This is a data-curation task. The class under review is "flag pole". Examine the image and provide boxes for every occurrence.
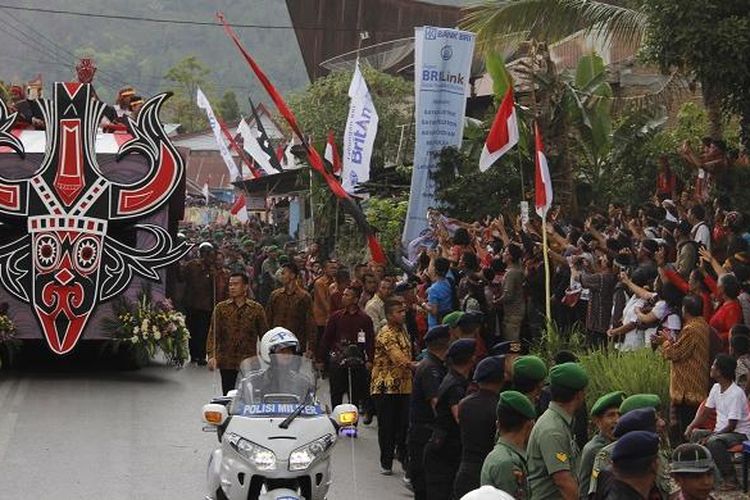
[541,210,551,323]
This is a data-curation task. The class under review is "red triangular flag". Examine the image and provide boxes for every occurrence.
[230,193,249,222]
[479,87,519,172]
[324,130,342,176]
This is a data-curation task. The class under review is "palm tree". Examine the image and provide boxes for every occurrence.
[462,0,647,53]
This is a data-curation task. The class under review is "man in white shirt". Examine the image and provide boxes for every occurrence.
[688,205,711,251]
[685,354,750,491]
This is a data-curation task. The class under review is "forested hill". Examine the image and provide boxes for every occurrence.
[0,0,308,101]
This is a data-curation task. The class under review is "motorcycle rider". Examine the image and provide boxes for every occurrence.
[240,328,314,407]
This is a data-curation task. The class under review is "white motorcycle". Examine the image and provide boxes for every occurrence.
[202,354,358,500]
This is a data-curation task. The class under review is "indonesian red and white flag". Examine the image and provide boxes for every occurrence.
[534,123,553,218]
[479,87,519,172]
[230,193,249,223]
[324,130,342,176]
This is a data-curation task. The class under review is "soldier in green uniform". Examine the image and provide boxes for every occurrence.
[526,362,589,499]
[578,391,625,498]
[589,394,678,498]
[480,390,536,497]
[511,355,549,404]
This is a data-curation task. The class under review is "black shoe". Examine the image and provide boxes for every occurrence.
[362,413,373,425]
[197,359,208,366]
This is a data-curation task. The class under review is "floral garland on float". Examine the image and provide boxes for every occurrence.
[103,286,190,367]
[0,302,19,369]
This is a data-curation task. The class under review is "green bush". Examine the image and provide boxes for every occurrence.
[579,348,671,413]
[531,321,587,365]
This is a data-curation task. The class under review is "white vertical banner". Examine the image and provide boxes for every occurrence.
[402,26,475,245]
[196,87,240,181]
[342,61,379,194]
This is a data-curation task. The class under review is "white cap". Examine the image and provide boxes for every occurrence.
[460,486,515,500]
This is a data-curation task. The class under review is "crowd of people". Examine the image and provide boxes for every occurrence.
[172,134,750,499]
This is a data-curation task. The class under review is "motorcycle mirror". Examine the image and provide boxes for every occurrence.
[202,403,228,426]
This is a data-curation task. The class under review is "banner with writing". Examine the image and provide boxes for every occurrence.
[402,26,475,245]
[342,61,379,194]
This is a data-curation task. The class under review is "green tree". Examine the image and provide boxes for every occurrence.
[640,0,750,146]
[163,56,213,133]
[217,90,240,122]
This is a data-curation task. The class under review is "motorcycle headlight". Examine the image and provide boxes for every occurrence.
[227,432,277,471]
[288,434,335,471]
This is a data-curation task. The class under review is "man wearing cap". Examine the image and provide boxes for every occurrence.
[454,356,506,498]
[526,362,588,499]
[408,325,450,500]
[670,444,715,500]
[424,339,477,500]
[589,395,677,498]
[605,431,661,499]
[512,355,548,403]
[480,391,536,497]
[457,311,488,358]
[443,311,465,340]
[258,246,281,304]
[181,242,218,365]
[578,391,625,498]
[489,341,523,381]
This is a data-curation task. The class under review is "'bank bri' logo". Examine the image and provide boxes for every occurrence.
[440,45,453,61]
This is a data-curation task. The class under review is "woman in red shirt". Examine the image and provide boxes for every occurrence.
[709,273,742,352]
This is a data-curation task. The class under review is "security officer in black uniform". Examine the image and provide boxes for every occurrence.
[408,325,451,500]
[453,356,505,498]
[423,338,477,500]
[606,431,661,499]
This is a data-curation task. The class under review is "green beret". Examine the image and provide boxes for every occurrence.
[513,355,548,382]
[442,311,464,328]
[498,390,536,420]
[619,394,661,415]
[591,391,626,416]
[549,362,588,391]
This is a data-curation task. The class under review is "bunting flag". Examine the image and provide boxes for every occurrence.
[479,86,519,172]
[534,122,553,218]
[216,115,263,179]
[247,96,281,172]
[217,11,386,264]
[324,130,342,176]
[196,87,241,181]
[238,117,279,176]
[230,193,249,222]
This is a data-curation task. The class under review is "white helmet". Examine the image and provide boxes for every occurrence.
[259,327,299,364]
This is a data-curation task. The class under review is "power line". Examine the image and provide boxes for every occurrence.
[0,3,402,33]
[2,9,155,91]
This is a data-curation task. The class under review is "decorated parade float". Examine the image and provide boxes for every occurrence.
[0,62,191,367]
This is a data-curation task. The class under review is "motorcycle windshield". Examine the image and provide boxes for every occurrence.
[230,354,322,417]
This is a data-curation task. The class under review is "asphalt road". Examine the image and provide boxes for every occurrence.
[0,354,411,500]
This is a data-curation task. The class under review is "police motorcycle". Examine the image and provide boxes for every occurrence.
[202,328,358,500]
